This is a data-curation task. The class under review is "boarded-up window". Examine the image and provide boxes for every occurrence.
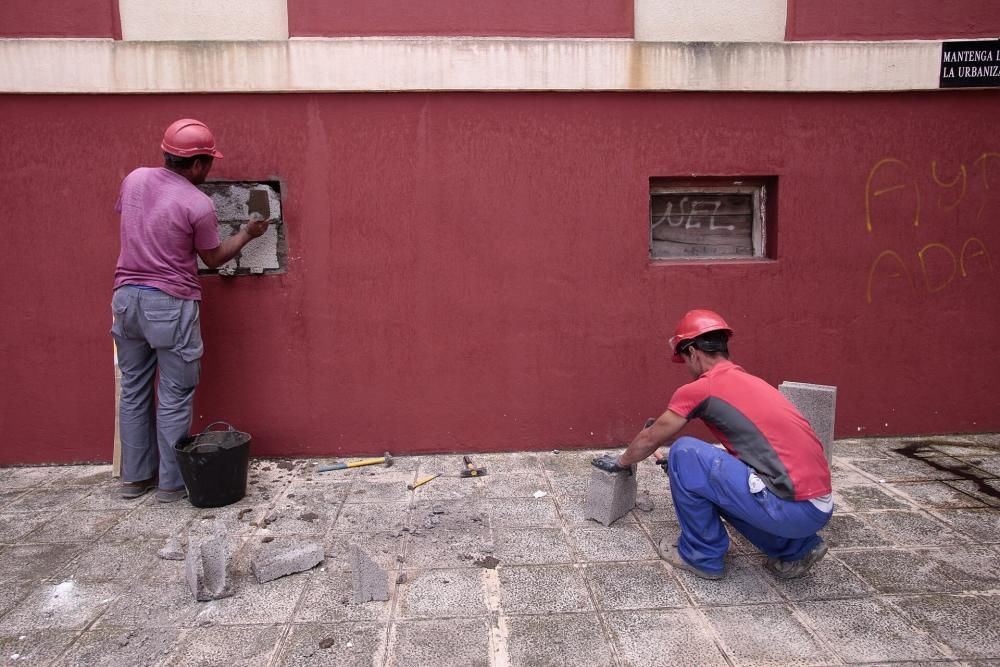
[650,181,768,260]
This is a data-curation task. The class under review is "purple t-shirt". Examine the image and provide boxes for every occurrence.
[113,167,220,300]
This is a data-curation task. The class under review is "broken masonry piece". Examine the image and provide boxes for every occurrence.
[351,545,389,603]
[252,540,324,584]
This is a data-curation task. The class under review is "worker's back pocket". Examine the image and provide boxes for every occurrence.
[141,307,181,349]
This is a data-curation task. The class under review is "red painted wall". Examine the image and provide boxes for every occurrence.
[0,0,118,38]
[2,91,999,465]
[288,0,633,37]
[787,0,1000,40]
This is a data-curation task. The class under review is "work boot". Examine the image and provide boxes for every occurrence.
[120,478,156,499]
[155,487,188,503]
[765,540,828,580]
[658,538,725,580]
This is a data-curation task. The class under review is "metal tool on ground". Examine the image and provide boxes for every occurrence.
[318,452,393,473]
[407,474,440,490]
[460,455,487,477]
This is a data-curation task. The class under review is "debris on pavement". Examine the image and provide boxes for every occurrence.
[252,540,324,584]
[157,536,185,561]
[351,545,389,603]
[185,520,231,601]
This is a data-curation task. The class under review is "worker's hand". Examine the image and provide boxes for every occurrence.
[244,213,270,239]
[653,449,669,473]
[591,454,632,475]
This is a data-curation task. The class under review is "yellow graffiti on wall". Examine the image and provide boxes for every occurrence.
[864,154,997,304]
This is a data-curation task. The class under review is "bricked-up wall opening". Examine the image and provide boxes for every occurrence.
[197,181,287,275]
[649,178,776,261]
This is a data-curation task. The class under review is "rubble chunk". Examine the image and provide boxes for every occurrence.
[585,465,637,526]
[252,540,324,584]
[351,545,389,603]
[185,520,232,601]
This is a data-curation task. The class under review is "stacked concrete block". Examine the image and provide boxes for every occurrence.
[252,540,324,584]
[185,520,231,601]
[239,225,280,271]
[779,381,837,465]
[585,465,638,526]
[198,182,284,275]
[351,545,389,603]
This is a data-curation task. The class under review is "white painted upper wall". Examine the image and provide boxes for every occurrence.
[635,0,787,42]
[119,0,289,41]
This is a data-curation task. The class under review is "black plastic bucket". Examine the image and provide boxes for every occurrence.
[175,421,251,508]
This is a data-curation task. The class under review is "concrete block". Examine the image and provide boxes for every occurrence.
[238,225,279,271]
[779,381,837,465]
[201,183,281,223]
[185,521,231,601]
[584,465,637,526]
[251,540,324,584]
[350,545,389,604]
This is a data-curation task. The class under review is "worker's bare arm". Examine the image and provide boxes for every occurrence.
[617,409,687,466]
[197,217,269,269]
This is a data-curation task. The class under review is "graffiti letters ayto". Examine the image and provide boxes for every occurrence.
[864,153,997,304]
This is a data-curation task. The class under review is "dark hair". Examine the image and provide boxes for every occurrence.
[163,152,212,170]
[680,329,731,359]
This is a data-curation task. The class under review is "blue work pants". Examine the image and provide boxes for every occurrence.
[667,437,832,575]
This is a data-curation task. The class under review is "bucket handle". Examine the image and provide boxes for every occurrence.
[200,421,236,434]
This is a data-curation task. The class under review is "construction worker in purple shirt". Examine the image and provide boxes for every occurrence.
[112,119,268,502]
[594,310,833,580]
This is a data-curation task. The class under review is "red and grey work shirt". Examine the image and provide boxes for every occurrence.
[667,360,832,501]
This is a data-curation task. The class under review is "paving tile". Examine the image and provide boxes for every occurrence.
[194,567,307,626]
[0,542,86,583]
[497,565,592,614]
[401,528,492,569]
[832,439,901,460]
[584,561,688,610]
[489,527,574,565]
[343,478,413,504]
[61,465,114,486]
[916,545,1000,591]
[0,579,42,619]
[276,621,387,667]
[55,627,180,667]
[705,603,838,666]
[395,568,488,619]
[477,472,551,499]
[463,452,542,475]
[604,609,729,667]
[23,510,127,543]
[932,508,1000,543]
[892,481,989,509]
[850,457,975,482]
[554,495,637,527]
[543,471,591,497]
[294,568,391,622]
[0,511,56,543]
[834,484,911,511]
[324,531,405,572]
[819,513,893,549]
[74,486,153,511]
[162,624,284,666]
[963,456,1000,476]
[763,553,875,601]
[890,593,1000,659]
[105,506,195,539]
[0,580,122,633]
[836,549,959,594]
[0,466,69,490]
[387,618,490,667]
[488,497,561,528]
[538,451,601,476]
[945,479,1000,508]
[828,462,874,487]
[504,612,613,667]
[67,539,159,582]
[797,598,945,663]
[94,578,202,629]
[408,498,488,532]
[570,524,658,562]
[0,631,77,665]
[4,486,92,513]
[862,510,970,547]
[675,556,783,607]
[332,501,411,533]
[0,489,29,512]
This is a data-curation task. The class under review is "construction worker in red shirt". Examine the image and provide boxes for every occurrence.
[593,310,833,580]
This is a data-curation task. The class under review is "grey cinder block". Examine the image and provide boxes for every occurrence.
[185,520,231,601]
[251,540,324,584]
[351,545,389,603]
[779,381,837,465]
[584,465,638,526]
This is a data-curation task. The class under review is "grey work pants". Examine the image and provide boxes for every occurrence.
[111,286,203,490]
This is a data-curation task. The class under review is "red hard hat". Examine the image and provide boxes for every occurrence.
[668,309,733,363]
[160,118,223,159]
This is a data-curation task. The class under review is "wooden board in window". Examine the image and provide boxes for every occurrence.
[650,190,759,259]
